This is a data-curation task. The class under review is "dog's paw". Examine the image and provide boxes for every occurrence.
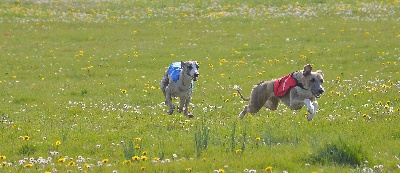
[307,105,315,115]
[178,108,183,113]
[186,114,194,118]
[168,108,175,115]
[307,113,315,121]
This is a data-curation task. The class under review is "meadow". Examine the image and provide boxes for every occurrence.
[0,0,399,172]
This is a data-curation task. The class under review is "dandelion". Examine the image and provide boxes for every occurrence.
[235,149,242,154]
[233,92,238,97]
[135,145,140,150]
[67,161,76,166]
[102,159,109,163]
[56,141,61,146]
[23,163,33,168]
[152,157,160,162]
[123,160,131,164]
[151,86,156,90]
[121,89,127,94]
[187,167,193,172]
[0,155,6,160]
[221,73,226,77]
[142,151,148,155]
[384,105,390,109]
[141,156,148,161]
[22,136,30,140]
[132,156,140,161]
[265,166,273,171]
[141,166,146,171]
[58,158,65,163]
[255,137,261,141]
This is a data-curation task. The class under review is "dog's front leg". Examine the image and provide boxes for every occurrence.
[178,97,185,113]
[308,101,318,120]
[303,99,316,121]
[183,97,193,118]
[288,88,306,110]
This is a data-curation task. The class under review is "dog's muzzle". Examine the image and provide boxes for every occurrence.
[193,73,199,81]
[313,89,324,98]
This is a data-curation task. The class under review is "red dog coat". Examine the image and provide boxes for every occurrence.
[273,73,298,98]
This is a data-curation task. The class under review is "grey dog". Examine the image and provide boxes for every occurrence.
[160,61,199,118]
[236,64,324,121]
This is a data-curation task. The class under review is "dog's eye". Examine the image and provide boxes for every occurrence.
[188,65,193,70]
[310,78,316,82]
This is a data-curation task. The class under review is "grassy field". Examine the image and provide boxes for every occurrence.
[0,0,399,172]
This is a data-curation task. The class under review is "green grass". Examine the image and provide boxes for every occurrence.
[0,0,399,172]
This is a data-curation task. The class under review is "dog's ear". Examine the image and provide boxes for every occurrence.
[303,64,312,76]
[181,61,185,68]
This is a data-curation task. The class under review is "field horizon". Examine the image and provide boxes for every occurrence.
[1,0,399,172]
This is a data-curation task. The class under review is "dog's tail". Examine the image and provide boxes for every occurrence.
[234,85,249,101]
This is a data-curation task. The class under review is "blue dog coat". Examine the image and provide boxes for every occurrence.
[167,62,194,90]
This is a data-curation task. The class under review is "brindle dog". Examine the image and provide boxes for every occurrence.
[161,61,199,118]
[236,64,324,121]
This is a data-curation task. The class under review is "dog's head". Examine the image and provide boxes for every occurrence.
[181,61,200,81]
[297,64,325,98]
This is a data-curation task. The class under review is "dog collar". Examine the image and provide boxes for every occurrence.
[290,73,307,90]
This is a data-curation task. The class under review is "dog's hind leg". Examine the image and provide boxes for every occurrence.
[160,73,169,103]
[165,91,175,115]
[264,97,279,111]
[238,105,249,119]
